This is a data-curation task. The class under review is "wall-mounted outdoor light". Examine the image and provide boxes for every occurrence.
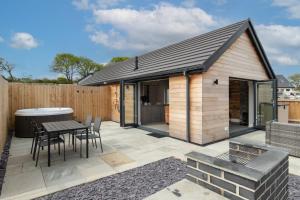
[214,79,219,85]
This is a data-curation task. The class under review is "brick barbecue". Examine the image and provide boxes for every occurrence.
[186,139,289,200]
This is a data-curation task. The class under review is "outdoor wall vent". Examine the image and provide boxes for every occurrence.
[134,56,138,70]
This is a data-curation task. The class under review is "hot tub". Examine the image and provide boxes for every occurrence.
[15,107,74,138]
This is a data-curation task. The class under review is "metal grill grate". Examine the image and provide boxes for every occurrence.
[216,151,257,166]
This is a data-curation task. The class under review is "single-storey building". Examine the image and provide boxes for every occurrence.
[80,19,277,145]
[276,74,295,98]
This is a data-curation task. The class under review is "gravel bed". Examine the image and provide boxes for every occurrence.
[35,157,187,200]
[289,174,300,200]
[0,133,12,195]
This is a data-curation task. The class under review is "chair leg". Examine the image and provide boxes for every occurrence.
[30,135,35,154]
[63,142,66,161]
[91,137,94,147]
[35,143,41,167]
[94,136,97,149]
[99,135,103,153]
[58,141,61,155]
[33,135,39,160]
[69,133,71,146]
[75,137,77,152]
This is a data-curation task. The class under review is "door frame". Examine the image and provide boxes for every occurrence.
[253,79,277,129]
[228,77,277,135]
[120,80,138,127]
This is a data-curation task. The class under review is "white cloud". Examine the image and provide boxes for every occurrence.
[72,0,123,10]
[0,35,4,43]
[89,3,219,51]
[256,24,300,66]
[95,0,124,9]
[272,0,300,19]
[10,32,39,50]
[72,0,90,10]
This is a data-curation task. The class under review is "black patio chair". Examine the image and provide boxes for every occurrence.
[75,117,103,157]
[30,120,41,154]
[31,121,46,160]
[35,130,66,167]
[69,115,93,147]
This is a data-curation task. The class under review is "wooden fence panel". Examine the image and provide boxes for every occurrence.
[9,83,111,128]
[278,100,300,123]
[0,77,9,152]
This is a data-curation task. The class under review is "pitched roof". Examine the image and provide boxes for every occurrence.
[276,75,294,88]
[80,19,275,86]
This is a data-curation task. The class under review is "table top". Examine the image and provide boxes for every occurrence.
[42,120,87,133]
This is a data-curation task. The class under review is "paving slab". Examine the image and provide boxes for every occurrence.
[145,179,227,200]
[1,121,299,200]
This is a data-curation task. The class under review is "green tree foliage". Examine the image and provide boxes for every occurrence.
[110,57,129,63]
[77,57,103,78]
[0,57,15,80]
[51,53,78,82]
[51,53,104,82]
[289,73,300,90]
[13,76,71,84]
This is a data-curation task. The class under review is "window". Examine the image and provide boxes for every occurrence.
[164,88,169,104]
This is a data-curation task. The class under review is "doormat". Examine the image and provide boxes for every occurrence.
[147,133,167,138]
[101,152,133,167]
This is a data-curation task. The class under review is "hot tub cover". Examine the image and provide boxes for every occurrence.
[15,107,73,116]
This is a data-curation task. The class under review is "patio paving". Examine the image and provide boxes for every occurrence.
[1,121,300,200]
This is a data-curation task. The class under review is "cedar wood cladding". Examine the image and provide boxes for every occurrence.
[169,32,270,144]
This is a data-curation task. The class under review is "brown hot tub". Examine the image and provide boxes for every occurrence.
[15,107,73,138]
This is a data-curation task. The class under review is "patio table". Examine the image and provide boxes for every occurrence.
[42,120,89,167]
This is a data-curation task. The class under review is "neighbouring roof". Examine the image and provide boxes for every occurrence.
[80,19,275,86]
[276,75,294,88]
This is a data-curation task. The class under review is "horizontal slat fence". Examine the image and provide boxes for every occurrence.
[278,100,300,123]
[0,77,9,152]
[9,83,111,128]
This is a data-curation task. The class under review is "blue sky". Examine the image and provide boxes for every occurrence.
[0,0,299,78]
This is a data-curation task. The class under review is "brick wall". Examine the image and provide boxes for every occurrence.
[266,121,300,157]
[186,141,289,200]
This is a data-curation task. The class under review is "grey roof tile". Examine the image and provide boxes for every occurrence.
[80,19,272,85]
[276,75,294,88]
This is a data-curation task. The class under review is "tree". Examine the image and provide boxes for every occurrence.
[110,57,129,63]
[289,73,300,90]
[51,53,78,82]
[0,57,15,80]
[77,57,103,78]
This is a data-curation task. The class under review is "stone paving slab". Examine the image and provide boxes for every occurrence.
[1,121,300,200]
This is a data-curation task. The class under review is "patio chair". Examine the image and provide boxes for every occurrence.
[31,121,48,160]
[30,120,43,155]
[70,115,93,147]
[75,117,103,157]
[35,131,66,167]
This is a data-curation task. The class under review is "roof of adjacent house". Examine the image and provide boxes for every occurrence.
[276,75,294,88]
[80,19,275,86]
